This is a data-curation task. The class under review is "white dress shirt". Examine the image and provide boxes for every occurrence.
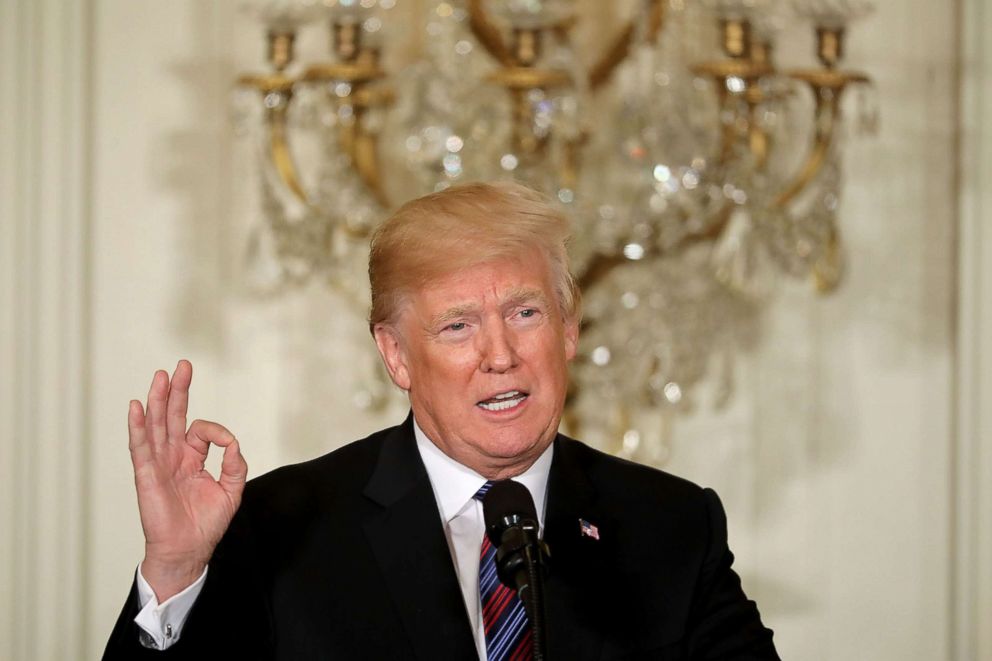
[134,417,554,658]
[413,419,552,660]
[134,562,207,650]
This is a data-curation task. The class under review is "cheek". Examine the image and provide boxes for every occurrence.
[414,348,478,386]
[538,328,572,360]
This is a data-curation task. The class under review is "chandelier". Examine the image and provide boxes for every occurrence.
[233,0,875,459]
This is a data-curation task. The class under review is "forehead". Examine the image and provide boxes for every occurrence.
[410,253,555,313]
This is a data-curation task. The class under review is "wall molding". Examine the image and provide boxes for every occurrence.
[0,0,92,658]
[953,0,992,657]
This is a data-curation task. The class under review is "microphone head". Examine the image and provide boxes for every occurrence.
[482,480,538,547]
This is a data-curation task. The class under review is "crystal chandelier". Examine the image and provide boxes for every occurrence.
[234,0,875,457]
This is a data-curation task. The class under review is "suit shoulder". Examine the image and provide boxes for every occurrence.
[558,435,709,508]
[556,436,724,552]
[239,423,396,514]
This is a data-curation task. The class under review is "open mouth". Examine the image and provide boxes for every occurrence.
[477,390,528,412]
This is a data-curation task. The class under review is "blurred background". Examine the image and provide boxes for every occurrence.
[1,0,989,659]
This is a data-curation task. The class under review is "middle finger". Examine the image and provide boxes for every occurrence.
[145,369,170,447]
[166,360,192,444]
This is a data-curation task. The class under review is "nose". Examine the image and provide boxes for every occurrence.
[478,321,518,373]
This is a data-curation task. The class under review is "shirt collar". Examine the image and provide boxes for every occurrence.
[413,416,554,528]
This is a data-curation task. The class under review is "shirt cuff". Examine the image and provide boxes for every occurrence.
[133,562,208,650]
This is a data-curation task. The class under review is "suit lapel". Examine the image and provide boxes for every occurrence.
[544,435,608,660]
[361,423,611,659]
[361,416,477,660]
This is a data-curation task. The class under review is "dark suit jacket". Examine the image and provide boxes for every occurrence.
[104,416,779,660]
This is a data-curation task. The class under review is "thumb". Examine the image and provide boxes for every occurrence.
[218,438,248,504]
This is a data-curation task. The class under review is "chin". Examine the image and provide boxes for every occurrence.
[479,426,551,460]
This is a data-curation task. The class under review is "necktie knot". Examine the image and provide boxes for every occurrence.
[473,480,495,501]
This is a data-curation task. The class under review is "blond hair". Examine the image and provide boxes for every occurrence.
[368,181,580,330]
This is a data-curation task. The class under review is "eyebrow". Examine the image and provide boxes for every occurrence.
[430,304,478,329]
[502,286,550,309]
[427,287,551,329]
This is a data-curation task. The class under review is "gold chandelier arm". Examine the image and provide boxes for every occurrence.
[238,73,310,204]
[746,95,770,170]
[772,120,831,209]
[588,0,666,90]
[559,131,589,190]
[812,225,843,293]
[467,0,514,66]
[351,125,390,211]
[691,62,773,168]
[749,124,769,170]
[350,87,394,212]
[577,253,626,293]
[576,202,734,295]
[268,106,309,204]
[687,203,735,247]
[773,69,867,209]
[301,64,391,213]
[717,104,739,166]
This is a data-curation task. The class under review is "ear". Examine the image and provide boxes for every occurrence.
[563,315,579,361]
[373,323,412,391]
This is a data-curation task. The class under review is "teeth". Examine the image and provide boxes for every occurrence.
[493,390,520,400]
[478,395,526,412]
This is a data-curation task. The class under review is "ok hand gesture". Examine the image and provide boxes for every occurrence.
[127,360,247,602]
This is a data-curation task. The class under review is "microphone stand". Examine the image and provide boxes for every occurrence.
[496,521,550,660]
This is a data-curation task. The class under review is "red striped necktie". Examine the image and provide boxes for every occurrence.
[475,481,533,661]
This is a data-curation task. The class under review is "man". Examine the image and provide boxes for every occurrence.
[104,182,779,659]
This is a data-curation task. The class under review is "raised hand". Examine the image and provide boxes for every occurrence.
[128,360,248,602]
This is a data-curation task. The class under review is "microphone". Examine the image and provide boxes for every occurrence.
[482,480,550,660]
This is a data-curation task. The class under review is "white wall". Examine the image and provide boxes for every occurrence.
[1,1,987,659]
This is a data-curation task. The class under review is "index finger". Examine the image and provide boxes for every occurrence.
[185,419,237,459]
[127,399,152,462]
[166,360,193,444]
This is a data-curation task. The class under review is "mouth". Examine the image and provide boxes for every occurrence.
[476,389,529,412]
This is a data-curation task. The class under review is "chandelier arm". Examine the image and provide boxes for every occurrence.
[747,101,770,171]
[811,225,842,293]
[772,67,868,208]
[588,0,666,90]
[717,119,739,166]
[559,131,589,190]
[712,87,744,167]
[236,75,309,203]
[350,123,390,210]
[299,62,391,213]
[467,0,514,66]
[267,106,310,204]
[771,89,837,209]
[575,200,733,298]
[576,253,626,294]
[687,203,735,247]
[691,60,775,169]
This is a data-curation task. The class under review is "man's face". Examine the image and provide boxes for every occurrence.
[374,251,578,479]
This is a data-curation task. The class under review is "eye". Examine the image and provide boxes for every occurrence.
[514,307,543,323]
[435,319,472,342]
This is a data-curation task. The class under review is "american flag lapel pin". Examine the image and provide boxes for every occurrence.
[579,518,600,540]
